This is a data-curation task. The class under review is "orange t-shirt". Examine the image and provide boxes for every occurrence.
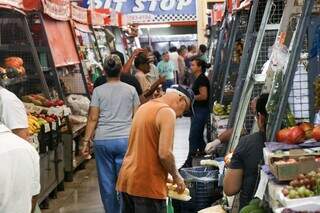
[117,100,169,200]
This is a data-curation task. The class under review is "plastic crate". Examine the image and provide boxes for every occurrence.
[175,167,221,213]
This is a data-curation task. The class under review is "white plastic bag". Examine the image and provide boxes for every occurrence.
[66,95,90,116]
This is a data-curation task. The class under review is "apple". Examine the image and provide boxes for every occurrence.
[57,100,64,106]
[276,128,290,143]
[287,126,305,144]
[312,126,320,141]
[299,123,314,139]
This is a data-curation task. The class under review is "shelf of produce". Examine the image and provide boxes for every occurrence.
[71,123,86,138]
[1,77,27,86]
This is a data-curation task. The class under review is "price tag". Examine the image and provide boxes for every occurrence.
[44,123,51,133]
[52,122,57,130]
[33,135,39,145]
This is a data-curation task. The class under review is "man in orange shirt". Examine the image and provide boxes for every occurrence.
[117,85,194,213]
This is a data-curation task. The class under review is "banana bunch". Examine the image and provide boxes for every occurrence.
[28,115,41,135]
[315,76,320,110]
[213,102,233,116]
[28,114,48,135]
[213,102,226,116]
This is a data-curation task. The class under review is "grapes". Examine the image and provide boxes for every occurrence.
[283,170,320,199]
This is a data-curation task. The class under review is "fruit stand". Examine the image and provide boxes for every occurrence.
[0,0,75,205]
[27,0,93,184]
[217,0,320,212]
[70,4,104,92]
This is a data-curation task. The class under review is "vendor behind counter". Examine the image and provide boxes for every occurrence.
[224,94,269,210]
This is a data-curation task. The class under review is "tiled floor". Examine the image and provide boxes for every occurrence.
[42,118,190,213]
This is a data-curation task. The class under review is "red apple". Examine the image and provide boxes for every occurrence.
[299,122,314,139]
[57,100,64,106]
[312,126,320,141]
[276,128,290,143]
[287,126,305,144]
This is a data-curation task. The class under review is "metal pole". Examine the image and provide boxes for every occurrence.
[209,18,226,110]
[38,13,65,100]
[23,16,51,98]
[227,0,259,127]
[219,13,240,103]
[227,0,274,152]
[269,0,315,141]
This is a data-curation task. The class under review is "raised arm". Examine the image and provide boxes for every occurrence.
[122,48,144,74]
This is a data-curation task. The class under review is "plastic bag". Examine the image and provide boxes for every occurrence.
[180,167,219,182]
[66,95,90,116]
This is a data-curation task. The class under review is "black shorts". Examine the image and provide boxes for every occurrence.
[120,193,166,213]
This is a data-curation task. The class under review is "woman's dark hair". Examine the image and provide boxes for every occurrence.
[104,58,121,78]
[256,94,269,118]
[178,48,185,55]
[169,46,177,52]
[111,51,125,66]
[191,57,206,72]
[199,44,207,53]
[153,51,161,64]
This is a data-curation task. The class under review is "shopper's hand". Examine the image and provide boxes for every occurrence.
[132,48,145,57]
[81,140,91,159]
[173,174,186,194]
[205,139,221,154]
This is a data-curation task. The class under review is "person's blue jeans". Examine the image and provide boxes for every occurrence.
[183,106,210,168]
[163,79,174,91]
[94,138,128,213]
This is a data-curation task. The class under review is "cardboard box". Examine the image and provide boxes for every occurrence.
[270,155,317,181]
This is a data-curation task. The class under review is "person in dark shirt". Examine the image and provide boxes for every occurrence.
[182,58,210,168]
[224,93,269,210]
[94,50,143,96]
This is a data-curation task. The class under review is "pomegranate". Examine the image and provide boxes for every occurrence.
[299,122,314,139]
[276,128,290,143]
[286,126,305,144]
[312,126,320,141]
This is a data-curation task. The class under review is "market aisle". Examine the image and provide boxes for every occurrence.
[42,118,190,213]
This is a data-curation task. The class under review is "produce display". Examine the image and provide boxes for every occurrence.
[281,169,320,199]
[0,57,26,79]
[28,113,59,135]
[213,102,232,116]
[276,123,318,144]
[22,94,64,107]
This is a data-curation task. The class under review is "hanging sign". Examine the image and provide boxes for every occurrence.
[212,3,225,26]
[82,0,197,24]
[0,0,23,9]
[42,0,70,21]
[88,10,107,26]
[71,4,88,24]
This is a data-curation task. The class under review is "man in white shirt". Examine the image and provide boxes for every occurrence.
[0,123,40,213]
[169,46,179,83]
[0,86,29,140]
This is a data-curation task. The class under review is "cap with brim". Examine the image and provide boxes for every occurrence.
[166,84,195,117]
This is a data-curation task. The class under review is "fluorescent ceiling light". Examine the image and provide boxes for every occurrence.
[139,24,171,29]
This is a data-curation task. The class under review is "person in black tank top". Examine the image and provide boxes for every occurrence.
[182,58,210,168]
